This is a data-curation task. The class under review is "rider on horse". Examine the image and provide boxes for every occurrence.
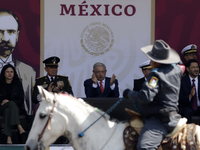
[123,40,183,150]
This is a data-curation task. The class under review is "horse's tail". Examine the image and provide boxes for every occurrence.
[195,125,200,149]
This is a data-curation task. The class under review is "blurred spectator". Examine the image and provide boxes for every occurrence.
[0,64,26,144]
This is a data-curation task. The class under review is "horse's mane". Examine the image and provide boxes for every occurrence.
[57,93,111,121]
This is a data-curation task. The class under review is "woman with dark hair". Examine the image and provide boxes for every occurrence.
[0,64,26,144]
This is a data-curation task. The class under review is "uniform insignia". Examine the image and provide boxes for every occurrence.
[57,81,64,88]
[191,45,195,50]
[42,82,48,88]
[149,76,158,87]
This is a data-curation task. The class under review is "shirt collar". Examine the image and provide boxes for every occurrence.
[189,75,198,82]
[0,54,13,64]
[47,75,55,80]
[0,54,14,71]
[98,78,105,84]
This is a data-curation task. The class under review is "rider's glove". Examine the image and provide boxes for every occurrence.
[123,89,130,99]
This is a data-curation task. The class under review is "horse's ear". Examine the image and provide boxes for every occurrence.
[37,86,49,102]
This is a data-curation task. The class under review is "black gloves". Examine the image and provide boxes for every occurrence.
[123,89,130,99]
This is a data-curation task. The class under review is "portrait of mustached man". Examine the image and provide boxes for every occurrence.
[0,9,36,115]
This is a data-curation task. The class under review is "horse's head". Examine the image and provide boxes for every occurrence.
[25,86,68,150]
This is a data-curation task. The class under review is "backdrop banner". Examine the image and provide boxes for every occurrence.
[44,0,152,97]
[0,0,40,114]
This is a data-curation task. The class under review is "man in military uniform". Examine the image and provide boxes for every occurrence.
[181,44,198,62]
[123,40,183,150]
[181,44,198,75]
[32,56,73,104]
[133,60,152,91]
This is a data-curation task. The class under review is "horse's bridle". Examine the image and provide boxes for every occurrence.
[38,95,57,143]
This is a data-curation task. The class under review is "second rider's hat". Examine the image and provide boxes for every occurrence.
[139,60,152,70]
[181,44,197,55]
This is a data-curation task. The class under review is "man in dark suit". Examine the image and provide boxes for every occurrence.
[133,60,152,91]
[32,56,73,104]
[84,62,119,97]
[179,59,200,123]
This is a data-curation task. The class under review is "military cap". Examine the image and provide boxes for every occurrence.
[43,56,60,67]
[181,44,197,55]
[139,60,152,70]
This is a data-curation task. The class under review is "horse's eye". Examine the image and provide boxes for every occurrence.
[40,113,47,119]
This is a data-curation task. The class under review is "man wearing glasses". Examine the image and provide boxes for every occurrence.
[179,59,200,123]
[84,62,119,97]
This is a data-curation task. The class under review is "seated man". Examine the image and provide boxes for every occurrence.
[84,62,119,98]
[179,59,200,123]
[32,56,73,104]
[32,56,73,144]
[133,60,152,91]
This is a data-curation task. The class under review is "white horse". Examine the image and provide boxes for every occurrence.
[25,86,200,150]
[25,86,127,150]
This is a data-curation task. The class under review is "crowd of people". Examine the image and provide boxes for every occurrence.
[0,8,199,150]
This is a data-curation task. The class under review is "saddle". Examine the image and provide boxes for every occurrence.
[123,108,200,150]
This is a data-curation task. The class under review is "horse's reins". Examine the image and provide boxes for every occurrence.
[38,95,57,143]
[37,96,123,150]
[78,98,123,137]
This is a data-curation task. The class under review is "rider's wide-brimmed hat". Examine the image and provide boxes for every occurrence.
[141,40,180,64]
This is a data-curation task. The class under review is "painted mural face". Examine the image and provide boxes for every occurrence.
[0,12,19,58]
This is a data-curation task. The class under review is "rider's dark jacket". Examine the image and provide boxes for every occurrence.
[127,64,182,120]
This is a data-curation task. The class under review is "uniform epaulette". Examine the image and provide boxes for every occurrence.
[58,75,68,78]
[36,76,45,79]
[151,68,158,72]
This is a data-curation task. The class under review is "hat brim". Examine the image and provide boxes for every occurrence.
[46,64,58,67]
[141,45,180,64]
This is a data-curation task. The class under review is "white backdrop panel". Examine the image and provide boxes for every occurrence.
[44,0,152,97]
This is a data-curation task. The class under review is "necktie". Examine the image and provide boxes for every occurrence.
[100,81,104,93]
[51,77,54,82]
[192,79,198,111]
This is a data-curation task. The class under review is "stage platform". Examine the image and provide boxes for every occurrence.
[0,144,74,150]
